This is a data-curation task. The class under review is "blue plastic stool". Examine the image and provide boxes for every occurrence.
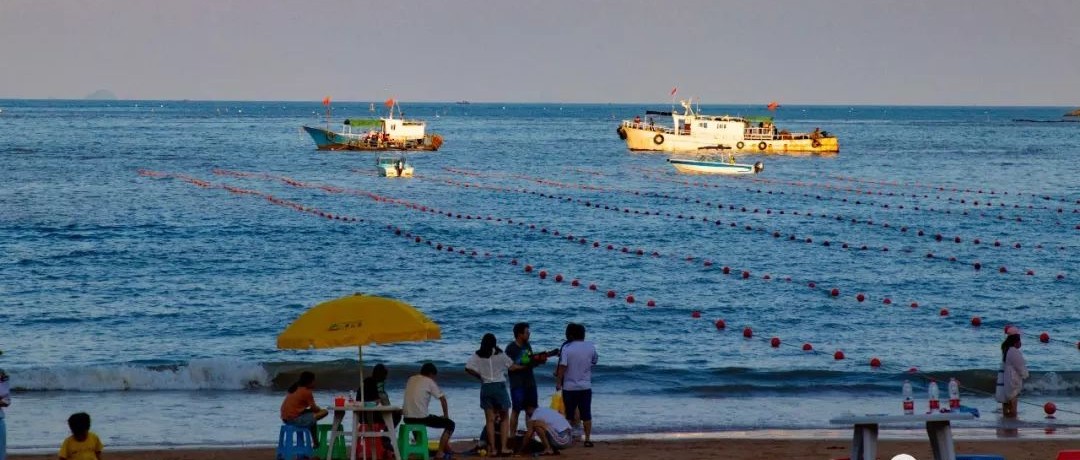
[277,424,315,460]
[397,423,429,460]
[956,456,1005,460]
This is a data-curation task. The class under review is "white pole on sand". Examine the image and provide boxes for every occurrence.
[358,345,365,403]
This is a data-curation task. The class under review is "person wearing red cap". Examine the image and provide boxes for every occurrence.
[994,327,1029,418]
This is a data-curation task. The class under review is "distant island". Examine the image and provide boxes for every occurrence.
[85,89,118,100]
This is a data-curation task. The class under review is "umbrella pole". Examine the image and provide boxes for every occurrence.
[358,345,365,403]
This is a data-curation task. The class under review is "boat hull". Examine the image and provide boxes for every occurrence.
[302,126,441,152]
[621,126,838,155]
[667,158,762,175]
[377,165,414,178]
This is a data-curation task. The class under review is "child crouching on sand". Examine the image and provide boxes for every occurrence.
[59,412,103,460]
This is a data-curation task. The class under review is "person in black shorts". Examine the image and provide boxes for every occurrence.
[505,322,558,435]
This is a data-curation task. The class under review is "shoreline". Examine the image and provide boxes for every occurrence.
[10,437,1080,460]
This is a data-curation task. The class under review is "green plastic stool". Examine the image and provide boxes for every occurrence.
[397,423,429,460]
[315,424,349,460]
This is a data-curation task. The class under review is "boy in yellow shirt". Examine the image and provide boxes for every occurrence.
[59,412,102,460]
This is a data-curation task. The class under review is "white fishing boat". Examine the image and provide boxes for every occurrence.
[618,99,838,154]
[302,99,443,152]
[667,154,764,175]
[376,155,414,178]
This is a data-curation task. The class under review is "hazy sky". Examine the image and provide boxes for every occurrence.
[2,0,1078,105]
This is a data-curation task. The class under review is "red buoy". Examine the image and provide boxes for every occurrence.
[1057,273,1066,280]
[571,279,580,287]
[1044,402,1057,416]
[554,274,563,282]
[971,316,982,326]
[856,293,866,302]
[606,290,616,298]
[524,265,533,273]
[741,271,750,279]
[834,350,845,360]
[539,270,548,279]
[883,297,892,305]
[910,302,919,308]
[908,367,918,373]
[511,259,518,265]
[802,343,813,351]
[646,299,656,307]
[870,357,881,368]
[808,282,817,289]
[722,266,731,274]
[999,266,1008,273]
[703,260,713,267]
[588,283,597,291]
[830,288,840,297]
[770,337,781,348]
[691,311,702,318]
[626,295,635,304]
[1040,332,1050,343]
[974,262,982,270]
[763,274,771,280]
[714,319,726,330]
[1026,269,1035,276]
[742,327,753,338]
[939,308,949,316]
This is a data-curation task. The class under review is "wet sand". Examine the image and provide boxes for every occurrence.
[11,437,1079,460]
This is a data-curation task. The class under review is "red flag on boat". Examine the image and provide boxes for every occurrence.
[322,96,331,106]
[385,98,395,108]
[767,101,780,111]
[670,87,678,96]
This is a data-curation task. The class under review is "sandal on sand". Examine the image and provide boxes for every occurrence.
[583,441,594,448]
[539,451,561,457]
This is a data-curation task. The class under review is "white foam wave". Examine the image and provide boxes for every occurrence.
[1025,372,1080,393]
[12,359,272,391]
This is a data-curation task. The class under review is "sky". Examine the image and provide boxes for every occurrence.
[1,0,1078,105]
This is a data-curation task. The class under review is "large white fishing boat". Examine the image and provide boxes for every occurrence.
[617,100,838,154]
[302,99,443,152]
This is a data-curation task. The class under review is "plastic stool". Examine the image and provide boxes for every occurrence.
[956,456,1004,460]
[1058,452,1080,460]
[277,424,315,460]
[315,424,349,460]
[397,423,429,460]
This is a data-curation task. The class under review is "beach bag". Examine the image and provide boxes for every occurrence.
[549,390,565,415]
[994,363,1007,403]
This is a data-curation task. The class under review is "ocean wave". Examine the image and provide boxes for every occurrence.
[8,360,1079,396]
[11,359,271,391]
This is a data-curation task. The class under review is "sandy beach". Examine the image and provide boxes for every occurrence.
[10,438,1080,460]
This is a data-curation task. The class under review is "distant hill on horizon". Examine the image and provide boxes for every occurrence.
[85,89,118,100]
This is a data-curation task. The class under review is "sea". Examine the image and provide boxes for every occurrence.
[1,100,1078,452]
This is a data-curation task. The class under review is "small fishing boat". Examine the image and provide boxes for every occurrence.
[618,99,838,154]
[667,155,764,175]
[302,99,443,152]
[376,155,414,178]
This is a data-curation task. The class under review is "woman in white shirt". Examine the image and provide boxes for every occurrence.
[995,327,1029,418]
[466,333,516,457]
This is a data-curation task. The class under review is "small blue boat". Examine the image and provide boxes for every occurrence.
[666,156,764,175]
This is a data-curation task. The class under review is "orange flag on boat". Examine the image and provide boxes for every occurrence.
[767,101,780,111]
[385,98,395,108]
[670,87,678,96]
[323,96,331,106]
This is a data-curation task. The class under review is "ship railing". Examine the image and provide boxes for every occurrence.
[743,127,777,140]
[621,120,672,133]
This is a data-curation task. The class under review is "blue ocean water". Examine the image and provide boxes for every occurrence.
[1,100,1078,450]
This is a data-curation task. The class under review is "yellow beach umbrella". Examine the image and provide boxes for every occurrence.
[276,293,441,400]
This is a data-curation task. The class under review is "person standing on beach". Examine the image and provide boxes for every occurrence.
[995,326,1029,418]
[280,371,329,445]
[403,363,455,459]
[555,323,597,448]
[0,368,10,460]
[465,333,516,457]
[58,412,103,460]
[506,322,556,435]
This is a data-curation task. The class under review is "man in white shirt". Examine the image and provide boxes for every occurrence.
[556,323,597,447]
[522,403,573,455]
[402,363,455,458]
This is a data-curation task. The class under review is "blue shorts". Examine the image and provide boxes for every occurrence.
[284,410,316,428]
[510,386,538,412]
[562,389,592,422]
[480,382,511,410]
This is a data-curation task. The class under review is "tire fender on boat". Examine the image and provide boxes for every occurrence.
[736,141,745,149]
[758,141,768,151]
[812,139,822,148]
[653,134,665,145]
[617,126,628,140]
[753,161,765,174]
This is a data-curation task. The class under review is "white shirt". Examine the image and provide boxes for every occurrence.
[531,407,571,434]
[402,374,444,418]
[558,340,598,391]
[466,352,513,383]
